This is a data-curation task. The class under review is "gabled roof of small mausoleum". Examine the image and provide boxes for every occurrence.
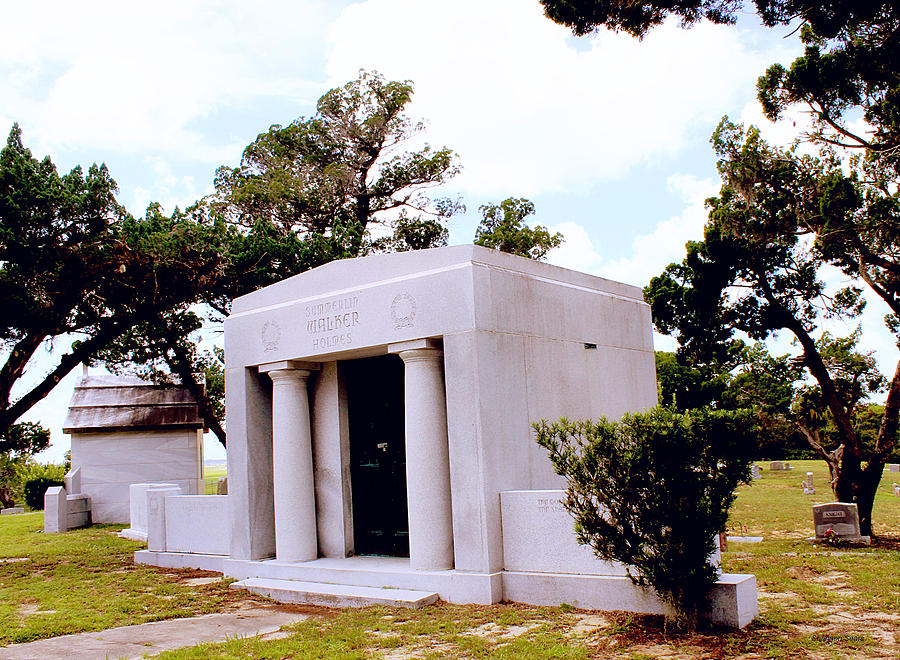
[63,374,204,434]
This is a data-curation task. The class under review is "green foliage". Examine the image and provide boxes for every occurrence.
[23,477,64,510]
[100,72,463,446]
[0,126,232,442]
[534,407,755,629]
[474,198,563,260]
[15,459,67,485]
[645,119,899,535]
[212,70,461,254]
[366,210,449,253]
[0,421,49,457]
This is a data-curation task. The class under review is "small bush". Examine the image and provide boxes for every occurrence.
[23,477,64,510]
[534,406,756,629]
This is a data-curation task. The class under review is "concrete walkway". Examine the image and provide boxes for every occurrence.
[0,607,311,660]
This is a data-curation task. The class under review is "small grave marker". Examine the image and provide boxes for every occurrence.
[892,483,899,497]
[750,465,761,480]
[1,507,24,515]
[887,463,900,473]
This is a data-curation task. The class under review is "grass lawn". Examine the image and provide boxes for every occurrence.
[204,462,228,494]
[0,514,252,645]
[1,458,899,658]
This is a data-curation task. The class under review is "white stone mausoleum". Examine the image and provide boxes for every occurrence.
[135,245,757,627]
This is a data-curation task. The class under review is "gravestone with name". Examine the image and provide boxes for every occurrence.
[769,461,785,471]
[132,245,758,628]
[812,502,869,544]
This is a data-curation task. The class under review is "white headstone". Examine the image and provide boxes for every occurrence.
[44,486,68,533]
[750,465,761,480]
[64,467,81,495]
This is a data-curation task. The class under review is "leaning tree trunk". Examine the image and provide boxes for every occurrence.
[850,462,886,537]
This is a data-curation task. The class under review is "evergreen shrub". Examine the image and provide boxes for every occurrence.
[23,477,64,510]
[534,406,755,629]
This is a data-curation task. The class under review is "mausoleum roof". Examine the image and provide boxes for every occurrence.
[63,375,204,433]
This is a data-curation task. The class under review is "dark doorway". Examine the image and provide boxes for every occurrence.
[343,354,408,557]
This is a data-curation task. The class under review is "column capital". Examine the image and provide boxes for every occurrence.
[388,338,442,355]
[396,347,443,364]
[259,360,320,375]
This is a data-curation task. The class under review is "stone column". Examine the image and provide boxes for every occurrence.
[390,339,454,570]
[260,361,320,562]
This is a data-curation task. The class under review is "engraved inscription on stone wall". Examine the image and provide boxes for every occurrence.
[536,497,566,513]
[306,296,360,351]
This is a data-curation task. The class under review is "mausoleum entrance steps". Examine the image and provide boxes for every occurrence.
[222,556,456,595]
[231,577,439,609]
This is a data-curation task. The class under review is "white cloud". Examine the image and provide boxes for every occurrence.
[0,0,334,162]
[326,0,786,197]
[547,173,715,287]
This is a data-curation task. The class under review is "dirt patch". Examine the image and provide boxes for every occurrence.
[181,577,225,586]
[381,641,456,659]
[569,613,611,637]
[785,565,819,580]
[808,570,851,588]
[459,621,541,639]
[625,643,706,658]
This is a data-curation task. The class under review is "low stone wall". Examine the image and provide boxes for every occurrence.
[164,496,230,555]
[131,485,229,556]
[499,489,753,628]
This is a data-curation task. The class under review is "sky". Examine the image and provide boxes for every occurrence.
[3,0,896,464]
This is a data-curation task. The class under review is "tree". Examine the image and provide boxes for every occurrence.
[535,407,755,629]
[541,2,900,534]
[212,70,461,260]
[474,198,563,260]
[0,422,50,508]
[99,72,463,445]
[646,120,899,536]
[0,124,231,444]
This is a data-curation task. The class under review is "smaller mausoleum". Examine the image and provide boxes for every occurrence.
[63,374,205,523]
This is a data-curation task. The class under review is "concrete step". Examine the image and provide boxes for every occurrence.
[222,556,454,593]
[231,577,440,609]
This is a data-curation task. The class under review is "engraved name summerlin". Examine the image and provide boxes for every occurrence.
[391,292,416,329]
[306,296,359,350]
